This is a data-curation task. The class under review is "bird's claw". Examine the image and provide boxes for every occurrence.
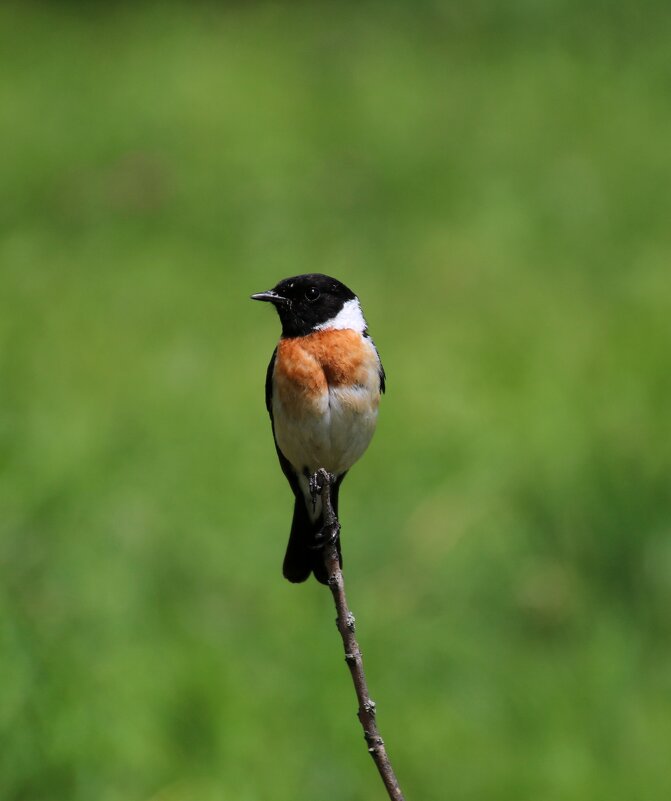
[309,519,341,550]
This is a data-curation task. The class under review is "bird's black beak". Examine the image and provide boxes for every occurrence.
[250,290,287,306]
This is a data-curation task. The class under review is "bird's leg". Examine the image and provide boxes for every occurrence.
[320,471,341,546]
[309,468,341,549]
[308,470,323,508]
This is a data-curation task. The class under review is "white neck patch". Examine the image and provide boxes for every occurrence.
[315,297,367,333]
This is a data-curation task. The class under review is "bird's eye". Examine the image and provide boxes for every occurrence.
[305,287,320,302]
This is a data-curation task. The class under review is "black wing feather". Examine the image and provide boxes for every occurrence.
[265,347,277,415]
[265,348,301,496]
[365,334,386,394]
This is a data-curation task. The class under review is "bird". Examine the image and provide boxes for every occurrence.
[251,274,385,584]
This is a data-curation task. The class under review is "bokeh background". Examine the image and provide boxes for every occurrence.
[2,2,671,800]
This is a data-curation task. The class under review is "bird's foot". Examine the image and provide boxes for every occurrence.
[308,468,339,550]
[310,518,341,550]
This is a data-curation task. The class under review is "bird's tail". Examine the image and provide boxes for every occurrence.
[282,489,343,585]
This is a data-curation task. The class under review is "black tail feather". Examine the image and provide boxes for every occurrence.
[282,497,314,583]
[282,474,346,585]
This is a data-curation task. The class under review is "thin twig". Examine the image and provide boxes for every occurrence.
[314,468,405,801]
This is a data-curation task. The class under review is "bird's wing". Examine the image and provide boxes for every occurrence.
[366,335,386,394]
[265,347,277,415]
[265,347,301,497]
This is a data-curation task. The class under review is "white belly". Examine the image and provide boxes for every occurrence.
[273,384,378,478]
[273,384,378,522]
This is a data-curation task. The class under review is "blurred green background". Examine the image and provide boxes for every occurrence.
[2,2,671,799]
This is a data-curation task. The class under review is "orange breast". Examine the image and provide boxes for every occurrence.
[274,329,374,412]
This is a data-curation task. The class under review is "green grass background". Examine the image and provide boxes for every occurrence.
[2,2,671,799]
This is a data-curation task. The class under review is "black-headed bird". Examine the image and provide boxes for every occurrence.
[252,274,385,583]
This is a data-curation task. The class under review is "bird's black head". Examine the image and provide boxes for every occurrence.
[251,274,364,338]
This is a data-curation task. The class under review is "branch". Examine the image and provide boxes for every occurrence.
[314,468,405,801]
